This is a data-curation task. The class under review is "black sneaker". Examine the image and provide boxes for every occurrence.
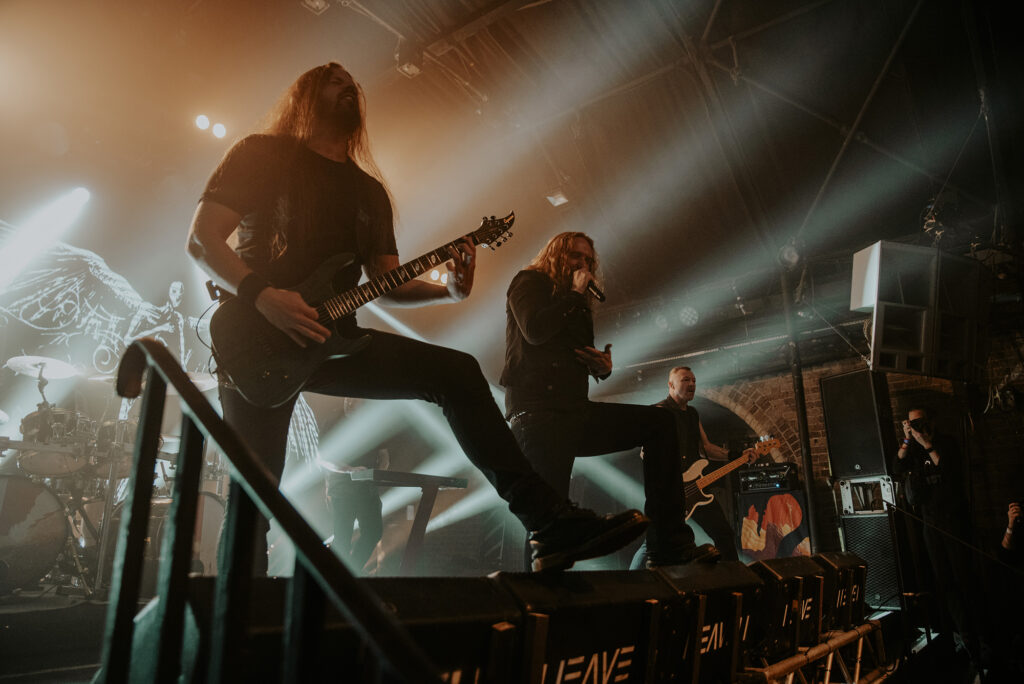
[529,504,648,572]
[646,543,721,568]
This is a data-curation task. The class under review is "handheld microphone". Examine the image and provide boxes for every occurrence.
[586,280,606,302]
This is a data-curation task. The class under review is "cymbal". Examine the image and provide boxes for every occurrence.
[5,355,80,380]
[90,372,217,394]
[167,372,218,395]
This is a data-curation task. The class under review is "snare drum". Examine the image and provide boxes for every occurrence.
[18,408,93,477]
[0,475,68,594]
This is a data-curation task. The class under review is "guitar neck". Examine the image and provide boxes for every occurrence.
[325,240,468,321]
[695,453,749,490]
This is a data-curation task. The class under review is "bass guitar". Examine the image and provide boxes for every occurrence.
[682,437,781,520]
[210,212,515,408]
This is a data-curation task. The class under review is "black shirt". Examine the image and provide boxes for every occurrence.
[892,433,967,523]
[200,134,397,289]
[655,396,703,466]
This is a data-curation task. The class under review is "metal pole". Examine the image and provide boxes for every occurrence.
[781,266,820,551]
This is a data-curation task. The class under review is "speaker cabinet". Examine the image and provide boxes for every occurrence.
[820,369,895,479]
[851,240,988,381]
[839,513,902,610]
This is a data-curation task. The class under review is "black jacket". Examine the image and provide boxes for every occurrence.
[501,270,599,416]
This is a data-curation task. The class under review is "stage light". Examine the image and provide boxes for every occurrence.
[395,39,423,79]
[195,115,210,130]
[0,187,91,291]
[430,269,440,281]
[545,188,570,207]
[300,0,330,15]
[212,123,226,138]
[440,273,448,285]
[679,305,700,327]
[778,239,802,270]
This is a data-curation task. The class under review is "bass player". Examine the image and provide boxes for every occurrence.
[632,366,740,568]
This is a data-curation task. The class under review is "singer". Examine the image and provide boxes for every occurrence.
[500,232,718,568]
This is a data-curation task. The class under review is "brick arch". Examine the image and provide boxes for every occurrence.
[700,386,799,464]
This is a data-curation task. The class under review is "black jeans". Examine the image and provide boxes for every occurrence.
[510,402,695,562]
[220,328,564,573]
[326,473,383,571]
[921,513,980,656]
[630,493,738,568]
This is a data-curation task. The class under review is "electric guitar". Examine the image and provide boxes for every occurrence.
[209,212,515,408]
[682,437,781,520]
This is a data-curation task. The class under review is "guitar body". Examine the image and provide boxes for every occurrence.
[678,438,780,521]
[208,213,516,409]
[682,459,714,521]
[210,254,371,408]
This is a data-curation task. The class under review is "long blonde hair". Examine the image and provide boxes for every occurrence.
[526,232,599,294]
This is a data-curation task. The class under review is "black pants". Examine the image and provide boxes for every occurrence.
[220,328,564,574]
[630,493,738,568]
[326,474,382,571]
[510,402,694,562]
[921,513,980,656]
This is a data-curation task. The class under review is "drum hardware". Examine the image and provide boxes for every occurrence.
[92,454,126,592]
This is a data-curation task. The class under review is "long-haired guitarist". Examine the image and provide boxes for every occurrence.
[185,63,647,574]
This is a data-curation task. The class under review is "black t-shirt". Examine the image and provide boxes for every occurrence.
[892,433,967,523]
[200,134,397,289]
[655,397,702,465]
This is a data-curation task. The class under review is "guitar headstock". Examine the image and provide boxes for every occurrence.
[743,436,781,462]
[471,211,515,250]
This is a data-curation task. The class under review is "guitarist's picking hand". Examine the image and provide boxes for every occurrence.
[255,288,331,348]
[446,239,476,301]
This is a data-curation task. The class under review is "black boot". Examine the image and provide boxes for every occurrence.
[529,503,648,572]
[646,543,721,568]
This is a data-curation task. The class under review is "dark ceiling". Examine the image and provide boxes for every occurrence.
[1,0,1020,382]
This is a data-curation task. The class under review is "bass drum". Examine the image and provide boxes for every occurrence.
[0,476,67,594]
[103,493,224,596]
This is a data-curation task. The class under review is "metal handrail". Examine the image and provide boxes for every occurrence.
[94,338,441,683]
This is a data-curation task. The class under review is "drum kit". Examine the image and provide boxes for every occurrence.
[0,355,226,597]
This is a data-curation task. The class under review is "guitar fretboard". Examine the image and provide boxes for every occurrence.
[318,241,462,322]
[695,454,749,489]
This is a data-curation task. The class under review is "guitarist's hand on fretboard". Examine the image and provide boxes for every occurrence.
[445,239,476,301]
[255,287,331,348]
